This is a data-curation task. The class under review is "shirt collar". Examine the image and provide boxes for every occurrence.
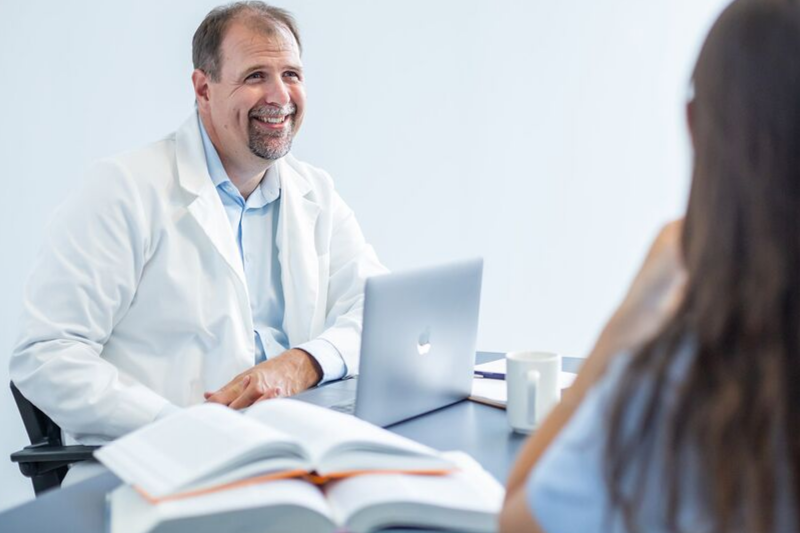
[197,113,280,207]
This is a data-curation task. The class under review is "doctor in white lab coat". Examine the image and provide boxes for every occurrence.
[9,3,386,447]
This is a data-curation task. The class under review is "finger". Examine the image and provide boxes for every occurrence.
[228,377,275,410]
[206,375,250,406]
[253,388,282,404]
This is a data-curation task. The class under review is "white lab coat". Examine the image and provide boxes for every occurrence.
[10,114,387,444]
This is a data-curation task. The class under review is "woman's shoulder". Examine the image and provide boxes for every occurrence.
[524,339,698,533]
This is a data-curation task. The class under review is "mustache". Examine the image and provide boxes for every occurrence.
[249,104,296,118]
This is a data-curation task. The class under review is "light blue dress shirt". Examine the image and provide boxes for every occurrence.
[525,347,796,533]
[198,115,346,383]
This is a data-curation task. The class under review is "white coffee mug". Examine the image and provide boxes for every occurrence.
[506,351,561,434]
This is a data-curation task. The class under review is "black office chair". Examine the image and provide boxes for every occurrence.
[9,382,99,496]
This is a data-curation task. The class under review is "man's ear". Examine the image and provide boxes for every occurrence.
[192,69,211,109]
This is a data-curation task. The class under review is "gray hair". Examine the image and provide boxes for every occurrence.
[192,2,302,82]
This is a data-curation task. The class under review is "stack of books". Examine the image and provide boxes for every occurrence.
[97,399,504,533]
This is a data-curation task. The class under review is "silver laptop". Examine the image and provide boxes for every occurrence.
[326,258,483,427]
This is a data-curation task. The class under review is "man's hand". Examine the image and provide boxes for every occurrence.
[204,348,323,409]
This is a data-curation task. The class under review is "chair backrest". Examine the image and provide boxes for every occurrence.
[10,382,101,496]
[10,382,64,447]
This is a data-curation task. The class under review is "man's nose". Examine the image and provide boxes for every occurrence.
[263,77,291,107]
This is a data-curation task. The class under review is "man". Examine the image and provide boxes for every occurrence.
[10,2,386,448]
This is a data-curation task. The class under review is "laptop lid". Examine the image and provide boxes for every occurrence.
[354,258,483,427]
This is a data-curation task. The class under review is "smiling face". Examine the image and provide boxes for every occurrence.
[193,18,306,178]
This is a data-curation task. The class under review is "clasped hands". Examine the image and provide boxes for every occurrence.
[204,348,323,409]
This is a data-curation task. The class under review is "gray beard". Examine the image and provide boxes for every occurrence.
[248,121,294,160]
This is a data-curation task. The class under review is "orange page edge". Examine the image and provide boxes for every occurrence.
[134,467,457,504]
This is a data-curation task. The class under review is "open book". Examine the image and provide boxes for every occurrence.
[95,399,455,502]
[108,452,503,533]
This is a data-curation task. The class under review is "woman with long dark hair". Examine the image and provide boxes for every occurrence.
[499,0,800,531]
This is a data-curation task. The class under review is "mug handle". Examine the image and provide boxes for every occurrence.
[526,369,540,428]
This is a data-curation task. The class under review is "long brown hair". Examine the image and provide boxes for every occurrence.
[605,1,800,532]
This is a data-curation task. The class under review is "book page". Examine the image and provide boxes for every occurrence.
[245,399,448,473]
[109,479,336,533]
[324,452,504,533]
[96,403,305,498]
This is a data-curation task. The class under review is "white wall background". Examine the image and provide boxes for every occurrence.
[0,0,728,511]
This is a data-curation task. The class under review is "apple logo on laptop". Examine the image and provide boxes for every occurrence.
[417,327,432,356]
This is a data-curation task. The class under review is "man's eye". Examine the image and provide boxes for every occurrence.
[284,72,301,80]
[246,72,264,81]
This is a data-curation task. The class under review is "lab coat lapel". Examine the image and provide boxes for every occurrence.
[175,114,247,287]
[276,159,321,344]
